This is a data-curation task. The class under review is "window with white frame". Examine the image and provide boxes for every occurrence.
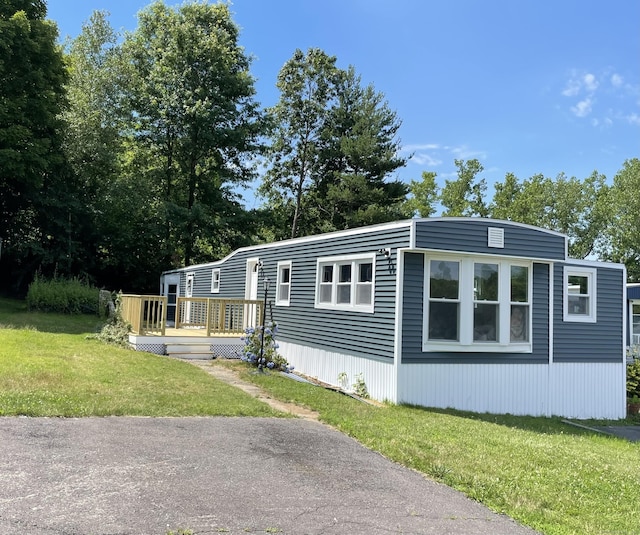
[210,269,220,293]
[315,254,375,312]
[563,266,597,322]
[276,261,292,306]
[424,254,532,352]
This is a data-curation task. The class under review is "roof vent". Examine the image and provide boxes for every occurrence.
[488,227,504,248]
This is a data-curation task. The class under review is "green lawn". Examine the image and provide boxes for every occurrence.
[1,296,638,535]
[0,297,282,417]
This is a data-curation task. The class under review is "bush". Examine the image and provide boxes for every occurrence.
[240,322,291,372]
[627,358,640,401]
[26,274,100,315]
[89,294,132,348]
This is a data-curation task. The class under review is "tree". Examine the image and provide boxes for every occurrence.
[260,48,341,239]
[262,50,409,238]
[311,66,409,231]
[440,159,488,217]
[406,171,439,217]
[605,158,640,280]
[0,0,68,292]
[489,171,611,259]
[122,1,265,267]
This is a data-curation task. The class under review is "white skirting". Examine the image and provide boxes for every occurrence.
[279,339,625,419]
[278,341,396,402]
[397,361,626,419]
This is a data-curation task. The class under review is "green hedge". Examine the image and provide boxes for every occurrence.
[26,275,100,315]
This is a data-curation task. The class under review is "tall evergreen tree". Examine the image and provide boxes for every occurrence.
[261,49,409,239]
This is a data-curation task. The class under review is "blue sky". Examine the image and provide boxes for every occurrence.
[48,0,639,209]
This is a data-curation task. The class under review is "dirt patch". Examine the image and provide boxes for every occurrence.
[188,360,321,420]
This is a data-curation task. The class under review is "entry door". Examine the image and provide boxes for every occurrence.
[162,274,180,327]
[245,259,260,328]
[184,273,194,323]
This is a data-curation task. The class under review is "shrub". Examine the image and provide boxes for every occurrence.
[26,274,100,315]
[89,294,131,348]
[627,358,640,400]
[240,322,291,372]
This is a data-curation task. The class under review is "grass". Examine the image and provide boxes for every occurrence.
[1,296,638,534]
[238,363,640,535]
[0,298,283,417]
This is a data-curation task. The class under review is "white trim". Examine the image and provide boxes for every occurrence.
[563,266,597,323]
[210,268,220,294]
[422,251,533,353]
[275,260,292,307]
[314,253,376,313]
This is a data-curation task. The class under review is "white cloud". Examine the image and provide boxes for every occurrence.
[562,79,581,97]
[583,73,598,91]
[571,97,593,117]
[627,113,640,126]
[611,73,623,88]
[401,143,441,153]
[411,153,443,167]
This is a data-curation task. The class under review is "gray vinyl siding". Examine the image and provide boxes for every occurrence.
[553,264,624,362]
[175,225,411,361]
[414,219,566,260]
[401,253,550,364]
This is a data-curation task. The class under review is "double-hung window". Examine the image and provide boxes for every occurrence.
[315,254,375,313]
[276,261,292,306]
[211,269,220,293]
[563,266,597,322]
[424,254,532,352]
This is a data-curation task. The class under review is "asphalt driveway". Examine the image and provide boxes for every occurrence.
[0,416,538,535]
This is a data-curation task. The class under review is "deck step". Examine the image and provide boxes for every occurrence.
[165,342,214,360]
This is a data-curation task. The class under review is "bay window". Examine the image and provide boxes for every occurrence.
[424,254,532,352]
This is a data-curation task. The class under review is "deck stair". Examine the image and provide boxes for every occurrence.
[165,341,215,360]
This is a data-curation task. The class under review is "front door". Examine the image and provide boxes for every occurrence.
[184,272,194,323]
[245,259,260,328]
[162,274,180,326]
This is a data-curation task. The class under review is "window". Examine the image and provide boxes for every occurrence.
[632,303,640,346]
[211,269,220,293]
[424,254,531,352]
[315,254,375,313]
[563,266,597,322]
[276,261,292,306]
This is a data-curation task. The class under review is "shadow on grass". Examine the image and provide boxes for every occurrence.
[0,297,102,335]
[399,403,630,439]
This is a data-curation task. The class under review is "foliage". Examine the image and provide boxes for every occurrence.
[406,171,439,217]
[626,357,640,400]
[26,274,99,314]
[121,1,265,267]
[440,159,488,217]
[90,294,131,348]
[604,158,640,280]
[489,170,612,259]
[261,49,408,239]
[241,322,291,372]
[0,1,70,292]
[352,372,369,398]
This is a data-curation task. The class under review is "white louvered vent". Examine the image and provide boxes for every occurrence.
[488,227,504,248]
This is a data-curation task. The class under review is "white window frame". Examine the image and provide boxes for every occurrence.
[275,261,292,306]
[210,268,220,293]
[422,253,533,353]
[314,253,375,313]
[563,266,597,323]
